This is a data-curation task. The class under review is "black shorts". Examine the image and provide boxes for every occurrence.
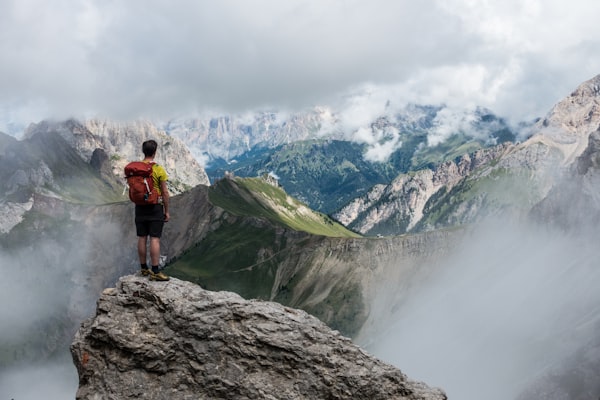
[135,204,165,238]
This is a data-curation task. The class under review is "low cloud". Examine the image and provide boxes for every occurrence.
[352,125,402,163]
[363,218,600,399]
[0,361,78,400]
[427,106,478,146]
[0,208,129,399]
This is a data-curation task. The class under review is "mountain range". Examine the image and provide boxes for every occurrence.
[179,105,518,214]
[2,74,600,398]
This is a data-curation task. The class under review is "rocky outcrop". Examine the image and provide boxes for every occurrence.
[532,73,600,165]
[71,275,446,400]
[89,148,111,177]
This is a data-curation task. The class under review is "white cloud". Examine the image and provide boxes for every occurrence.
[427,106,478,146]
[0,0,599,132]
[0,361,77,400]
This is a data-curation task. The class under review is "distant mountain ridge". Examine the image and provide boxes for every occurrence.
[206,140,403,213]
[203,107,516,214]
[334,74,600,236]
[164,104,517,165]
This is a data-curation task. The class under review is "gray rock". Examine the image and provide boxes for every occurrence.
[71,275,446,400]
[25,118,210,194]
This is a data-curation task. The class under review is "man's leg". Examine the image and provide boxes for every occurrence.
[137,235,151,276]
[138,236,148,265]
[147,215,169,281]
[150,236,160,267]
[149,237,169,281]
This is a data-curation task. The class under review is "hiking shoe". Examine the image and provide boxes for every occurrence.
[150,271,170,281]
[140,269,151,277]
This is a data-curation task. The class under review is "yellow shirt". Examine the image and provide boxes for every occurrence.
[146,162,168,195]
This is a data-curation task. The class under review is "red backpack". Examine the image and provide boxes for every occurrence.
[124,161,159,205]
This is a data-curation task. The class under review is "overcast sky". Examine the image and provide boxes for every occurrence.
[1,0,599,133]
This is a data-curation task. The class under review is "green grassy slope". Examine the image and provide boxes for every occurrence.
[208,176,360,238]
[168,219,283,299]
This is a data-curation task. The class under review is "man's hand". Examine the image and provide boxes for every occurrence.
[160,180,170,223]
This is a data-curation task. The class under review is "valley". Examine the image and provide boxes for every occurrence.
[2,74,600,399]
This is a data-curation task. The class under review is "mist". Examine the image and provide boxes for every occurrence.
[0,245,81,399]
[363,218,600,399]
[0,209,131,399]
[0,361,78,400]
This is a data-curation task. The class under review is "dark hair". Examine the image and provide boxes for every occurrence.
[142,140,158,157]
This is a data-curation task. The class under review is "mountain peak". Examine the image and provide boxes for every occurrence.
[570,73,600,98]
[523,73,600,166]
[71,275,446,400]
[538,74,600,135]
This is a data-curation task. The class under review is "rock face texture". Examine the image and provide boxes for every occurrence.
[25,118,210,194]
[71,275,447,400]
[333,143,515,234]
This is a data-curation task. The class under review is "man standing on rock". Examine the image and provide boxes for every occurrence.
[135,139,170,281]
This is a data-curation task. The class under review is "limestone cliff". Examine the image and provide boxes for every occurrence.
[71,275,447,400]
[334,143,515,234]
[25,118,209,194]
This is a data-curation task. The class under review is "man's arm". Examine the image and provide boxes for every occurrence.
[160,180,170,222]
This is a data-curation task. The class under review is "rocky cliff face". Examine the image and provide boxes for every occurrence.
[533,73,600,165]
[334,143,515,234]
[71,275,447,400]
[509,127,600,398]
[25,118,209,194]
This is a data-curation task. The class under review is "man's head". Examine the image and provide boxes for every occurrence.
[142,140,158,157]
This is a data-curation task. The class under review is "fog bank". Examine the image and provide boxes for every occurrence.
[365,219,600,399]
[0,359,77,400]
[0,212,128,399]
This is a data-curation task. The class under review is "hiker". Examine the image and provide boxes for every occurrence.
[130,139,171,281]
